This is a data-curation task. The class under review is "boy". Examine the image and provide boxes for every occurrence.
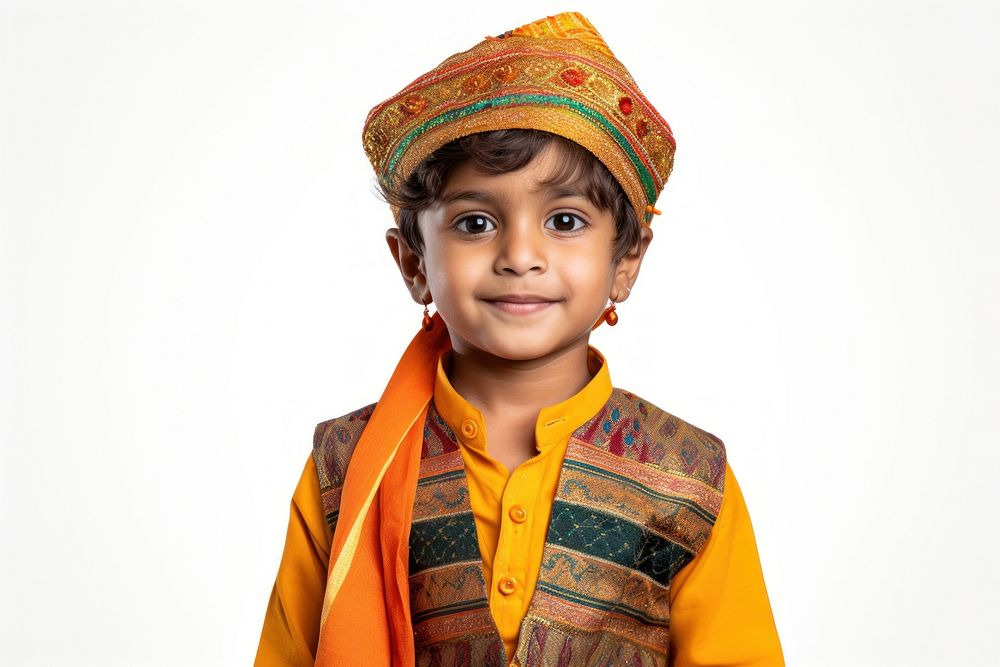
[256,12,783,667]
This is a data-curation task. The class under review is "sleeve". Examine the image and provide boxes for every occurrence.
[668,463,784,667]
[254,454,333,667]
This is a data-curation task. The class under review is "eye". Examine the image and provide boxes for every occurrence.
[545,212,587,232]
[454,214,496,235]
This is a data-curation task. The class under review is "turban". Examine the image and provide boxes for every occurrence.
[362,11,675,226]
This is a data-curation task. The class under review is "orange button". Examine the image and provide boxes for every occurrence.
[498,576,517,595]
[508,505,527,523]
[460,419,478,439]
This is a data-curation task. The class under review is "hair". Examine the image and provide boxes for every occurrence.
[377,129,641,263]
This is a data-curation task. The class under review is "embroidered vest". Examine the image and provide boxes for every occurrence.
[312,388,726,667]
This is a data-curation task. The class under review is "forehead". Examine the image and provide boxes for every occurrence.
[440,141,593,198]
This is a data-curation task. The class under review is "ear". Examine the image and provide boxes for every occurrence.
[385,227,431,305]
[611,225,654,302]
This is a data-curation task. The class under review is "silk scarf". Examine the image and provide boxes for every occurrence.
[314,313,451,666]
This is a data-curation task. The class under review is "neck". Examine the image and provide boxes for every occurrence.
[445,337,594,415]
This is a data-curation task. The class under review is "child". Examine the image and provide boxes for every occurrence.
[256,12,783,667]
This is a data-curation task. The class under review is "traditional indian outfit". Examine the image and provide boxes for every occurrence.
[256,339,783,666]
[256,11,783,666]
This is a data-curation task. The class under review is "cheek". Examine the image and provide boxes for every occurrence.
[560,250,615,297]
[423,245,481,299]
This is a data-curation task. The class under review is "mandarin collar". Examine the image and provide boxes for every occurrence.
[433,346,613,453]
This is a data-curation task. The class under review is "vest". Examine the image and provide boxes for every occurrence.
[312,387,727,667]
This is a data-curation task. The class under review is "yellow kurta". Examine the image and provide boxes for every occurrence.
[256,348,784,666]
[432,346,613,661]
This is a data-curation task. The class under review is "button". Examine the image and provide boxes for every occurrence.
[508,505,527,523]
[460,419,478,439]
[498,575,517,595]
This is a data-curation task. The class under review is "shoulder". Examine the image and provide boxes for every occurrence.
[311,402,377,492]
[577,387,727,491]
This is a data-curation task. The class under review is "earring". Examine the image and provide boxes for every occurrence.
[601,285,632,326]
[602,303,619,326]
[591,296,621,331]
[422,303,434,331]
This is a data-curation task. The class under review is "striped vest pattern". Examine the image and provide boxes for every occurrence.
[312,388,726,666]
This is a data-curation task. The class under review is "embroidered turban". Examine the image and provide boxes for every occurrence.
[361,11,676,225]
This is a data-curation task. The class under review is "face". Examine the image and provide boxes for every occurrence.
[396,143,644,362]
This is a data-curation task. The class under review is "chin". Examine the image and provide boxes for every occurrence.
[470,327,587,362]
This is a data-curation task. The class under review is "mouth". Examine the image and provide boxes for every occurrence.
[481,294,561,315]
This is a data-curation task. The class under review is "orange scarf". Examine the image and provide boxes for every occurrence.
[314,313,451,666]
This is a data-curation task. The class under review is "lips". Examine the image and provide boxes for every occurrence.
[482,294,560,315]
[484,294,558,304]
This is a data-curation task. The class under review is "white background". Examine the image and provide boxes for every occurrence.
[2,1,998,665]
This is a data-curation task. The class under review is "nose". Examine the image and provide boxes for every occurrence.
[494,219,547,276]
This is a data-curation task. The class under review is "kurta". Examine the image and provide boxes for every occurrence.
[256,348,783,666]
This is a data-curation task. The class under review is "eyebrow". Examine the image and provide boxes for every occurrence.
[538,183,589,199]
[438,183,590,206]
[439,189,498,205]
